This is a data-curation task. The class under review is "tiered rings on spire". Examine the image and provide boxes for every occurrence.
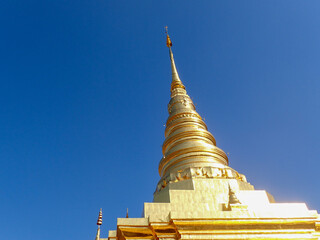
[97,209,102,226]
[158,33,229,178]
[95,209,102,240]
[154,32,248,194]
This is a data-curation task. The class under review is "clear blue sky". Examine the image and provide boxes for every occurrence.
[0,1,319,239]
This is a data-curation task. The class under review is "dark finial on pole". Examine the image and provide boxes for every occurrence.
[97,208,103,226]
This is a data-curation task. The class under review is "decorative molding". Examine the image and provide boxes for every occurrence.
[155,166,247,193]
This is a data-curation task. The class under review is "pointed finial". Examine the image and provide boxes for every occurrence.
[97,208,102,226]
[126,208,129,218]
[165,26,172,48]
[95,209,102,240]
[228,184,241,205]
[164,28,185,97]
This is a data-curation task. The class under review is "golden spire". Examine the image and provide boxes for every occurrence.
[158,30,229,180]
[154,31,248,196]
[95,227,100,240]
[165,27,186,97]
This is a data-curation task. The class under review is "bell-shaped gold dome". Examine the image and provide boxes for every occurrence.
[155,34,247,194]
[159,46,229,178]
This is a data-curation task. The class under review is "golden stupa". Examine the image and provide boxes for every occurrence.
[98,33,320,240]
